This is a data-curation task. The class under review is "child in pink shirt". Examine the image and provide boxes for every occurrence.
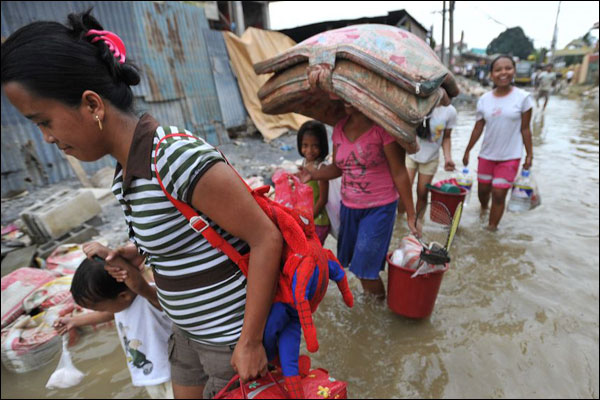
[299,101,417,299]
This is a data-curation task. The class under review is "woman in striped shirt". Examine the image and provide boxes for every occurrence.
[1,10,282,398]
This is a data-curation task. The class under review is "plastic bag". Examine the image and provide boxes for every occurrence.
[529,177,541,210]
[390,249,404,266]
[272,169,314,218]
[325,176,342,239]
[46,335,85,389]
[393,237,446,278]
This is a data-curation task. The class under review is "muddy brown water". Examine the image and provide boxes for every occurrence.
[2,95,598,398]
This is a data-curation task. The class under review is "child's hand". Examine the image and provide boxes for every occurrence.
[444,159,456,171]
[82,241,111,260]
[407,214,420,238]
[296,165,314,184]
[462,152,470,167]
[53,317,76,336]
[523,154,533,170]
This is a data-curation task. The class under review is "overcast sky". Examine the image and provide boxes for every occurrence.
[269,1,599,51]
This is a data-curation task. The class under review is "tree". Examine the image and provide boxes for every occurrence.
[486,27,535,59]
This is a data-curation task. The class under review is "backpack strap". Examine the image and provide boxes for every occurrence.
[153,133,246,269]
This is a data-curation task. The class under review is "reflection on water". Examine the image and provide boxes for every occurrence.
[2,97,598,399]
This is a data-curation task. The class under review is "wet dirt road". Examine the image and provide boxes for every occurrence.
[2,95,598,398]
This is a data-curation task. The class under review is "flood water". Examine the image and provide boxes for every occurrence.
[2,95,598,398]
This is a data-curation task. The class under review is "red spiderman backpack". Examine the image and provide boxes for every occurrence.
[153,133,353,353]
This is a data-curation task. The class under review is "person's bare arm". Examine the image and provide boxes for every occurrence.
[441,129,455,171]
[105,255,162,311]
[313,174,329,219]
[383,142,418,236]
[520,109,533,169]
[299,146,342,183]
[299,163,341,183]
[462,119,486,166]
[53,311,114,335]
[190,162,282,382]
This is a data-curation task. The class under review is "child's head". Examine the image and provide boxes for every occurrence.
[489,55,515,89]
[71,258,135,313]
[297,120,328,163]
[1,9,140,162]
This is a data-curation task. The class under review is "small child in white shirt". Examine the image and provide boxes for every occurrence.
[54,242,173,399]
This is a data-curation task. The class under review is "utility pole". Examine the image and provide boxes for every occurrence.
[233,1,245,36]
[549,1,561,63]
[429,24,435,49]
[449,1,455,69]
[441,1,446,65]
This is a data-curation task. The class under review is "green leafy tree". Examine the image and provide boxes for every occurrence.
[486,27,535,59]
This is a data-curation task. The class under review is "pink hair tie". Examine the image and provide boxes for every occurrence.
[86,29,127,64]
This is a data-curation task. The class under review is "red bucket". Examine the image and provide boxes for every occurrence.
[386,253,448,318]
[429,186,467,219]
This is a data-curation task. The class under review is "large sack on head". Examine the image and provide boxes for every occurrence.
[254,24,458,148]
[258,60,445,148]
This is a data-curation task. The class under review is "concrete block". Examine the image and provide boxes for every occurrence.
[90,167,116,189]
[80,188,115,205]
[20,189,102,243]
[1,246,38,277]
[36,224,99,259]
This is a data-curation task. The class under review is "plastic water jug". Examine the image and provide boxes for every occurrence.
[508,170,539,212]
[455,167,473,205]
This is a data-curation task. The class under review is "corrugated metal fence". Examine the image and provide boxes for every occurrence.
[1,1,247,197]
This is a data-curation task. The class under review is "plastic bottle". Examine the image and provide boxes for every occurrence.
[456,167,474,205]
[508,170,533,212]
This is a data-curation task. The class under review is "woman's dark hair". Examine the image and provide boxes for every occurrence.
[297,120,329,161]
[70,258,128,308]
[1,9,140,112]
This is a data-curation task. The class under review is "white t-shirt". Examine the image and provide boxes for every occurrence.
[537,71,556,91]
[409,105,457,164]
[114,290,172,386]
[476,87,534,161]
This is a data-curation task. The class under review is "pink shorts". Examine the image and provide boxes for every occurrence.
[477,157,520,189]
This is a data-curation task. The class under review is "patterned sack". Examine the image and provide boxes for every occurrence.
[22,275,75,317]
[255,24,459,149]
[45,244,88,276]
[214,367,347,399]
[1,311,61,373]
[258,60,444,149]
[254,24,458,97]
[1,267,56,329]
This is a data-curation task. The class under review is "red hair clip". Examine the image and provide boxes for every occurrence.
[86,29,127,64]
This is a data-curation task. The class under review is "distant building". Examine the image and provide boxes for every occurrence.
[553,22,599,85]
[208,1,271,33]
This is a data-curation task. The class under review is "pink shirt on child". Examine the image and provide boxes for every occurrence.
[333,117,399,209]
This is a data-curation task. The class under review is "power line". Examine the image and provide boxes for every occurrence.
[470,4,510,28]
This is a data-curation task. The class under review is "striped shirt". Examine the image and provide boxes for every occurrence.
[112,114,249,346]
